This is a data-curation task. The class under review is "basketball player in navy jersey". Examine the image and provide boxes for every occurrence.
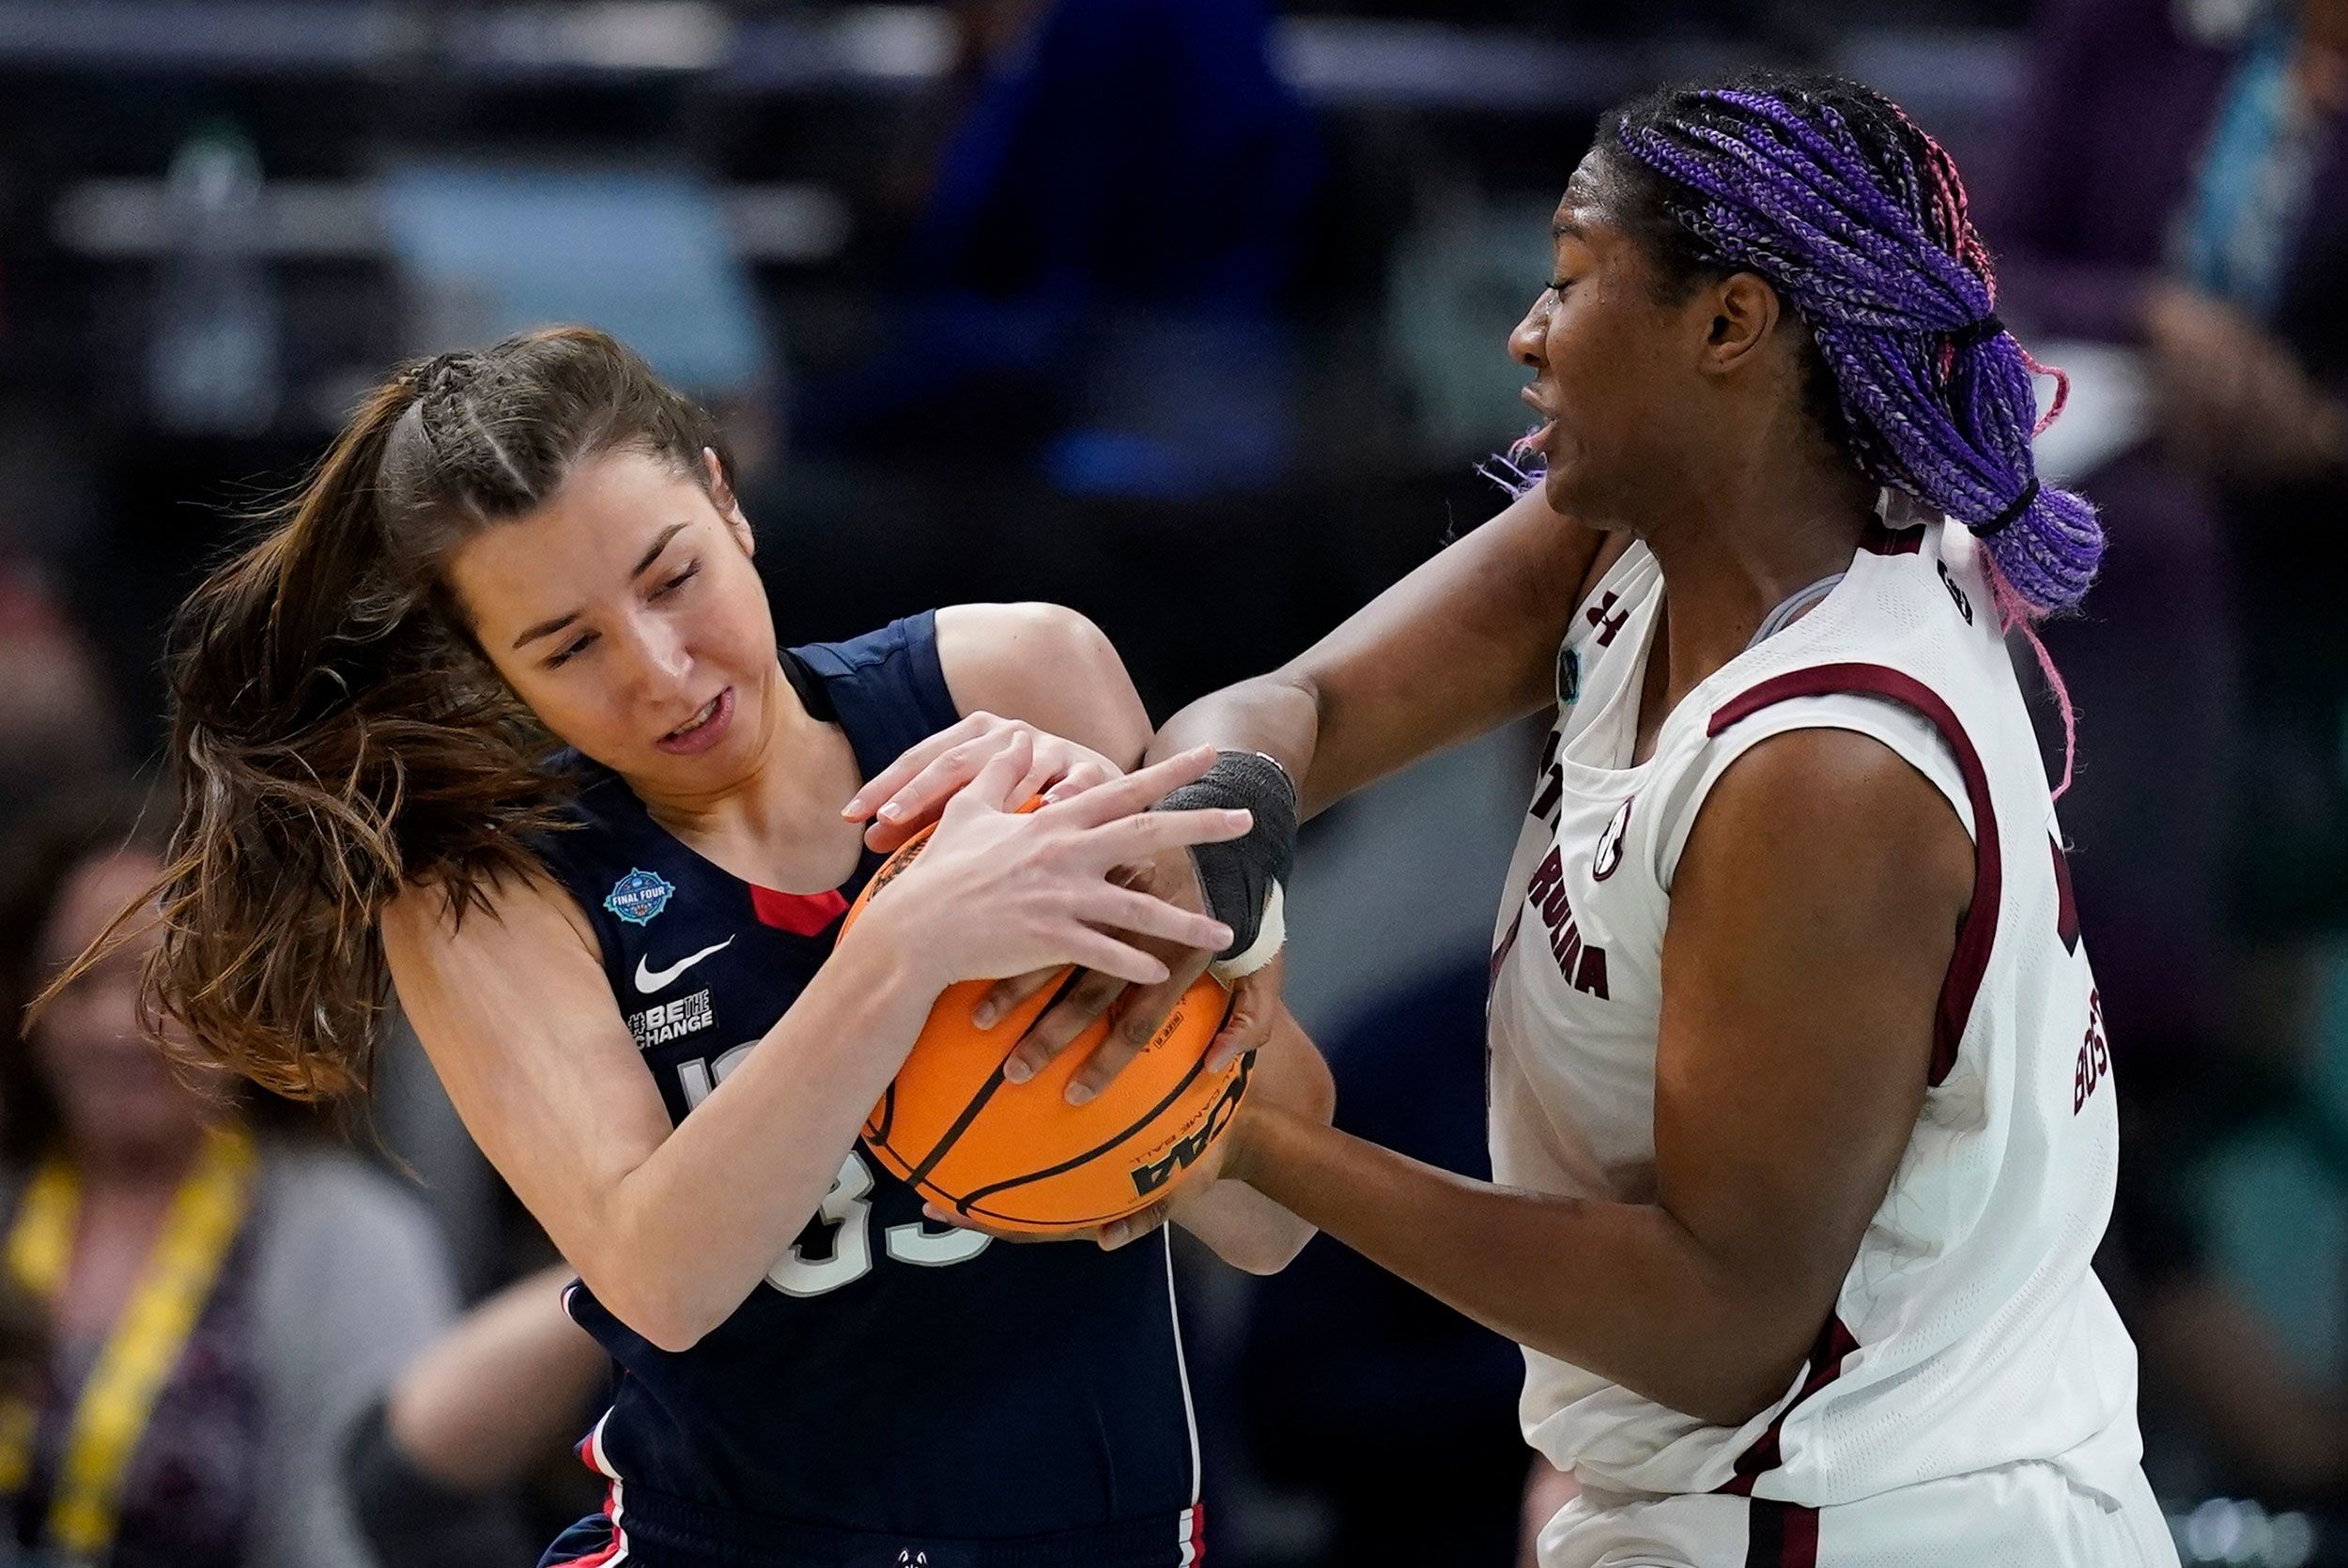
[65,329,1334,1568]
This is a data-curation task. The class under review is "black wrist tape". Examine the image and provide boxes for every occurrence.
[1161,751,1298,961]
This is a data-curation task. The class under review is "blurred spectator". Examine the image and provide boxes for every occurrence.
[1995,0,2348,1524]
[1237,958,1526,1565]
[343,1263,608,1568]
[1993,0,2348,1056]
[0,578,124,833]
[802,0,1324,496]
[0,792,457,1568]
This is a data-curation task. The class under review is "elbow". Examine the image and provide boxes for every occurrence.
[575,1253,732,1355]
[599,1285,718,1355]
[636,1314,716,1357]
[1674,1316,1820,1429]
[1006,603,1151,761]
[1226,1226,1315,1277]
[1683,1369,1799,1430]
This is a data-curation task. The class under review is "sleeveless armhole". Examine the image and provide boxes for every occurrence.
[786,609,964,779]
[1666,667,2001,1087]
[520,766,641,970]
[1657,694,1973,893]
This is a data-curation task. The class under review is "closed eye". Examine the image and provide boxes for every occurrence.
[545,630,598,669]
[651,561,701,601]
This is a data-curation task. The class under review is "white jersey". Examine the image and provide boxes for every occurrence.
[1486,508,2146,1514]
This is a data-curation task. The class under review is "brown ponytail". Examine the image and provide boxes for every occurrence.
[31,327,734,1099]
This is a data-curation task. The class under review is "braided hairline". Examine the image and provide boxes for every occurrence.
[1605,74,2102,615]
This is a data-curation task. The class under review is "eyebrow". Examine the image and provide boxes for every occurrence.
[509,520,694,650]
[1552,214,1586,239]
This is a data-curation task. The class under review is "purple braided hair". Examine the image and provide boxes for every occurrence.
[1604,74,2100,620]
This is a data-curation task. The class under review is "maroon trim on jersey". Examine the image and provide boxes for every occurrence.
[1858,520,1923,556]
[2049,836,2080,955]
[750,884,849,936]
[1707,663,2000,1088]
[1745,1499,1822,1568]
[1717,1314,1858,1499]
[1491,908,1526,993]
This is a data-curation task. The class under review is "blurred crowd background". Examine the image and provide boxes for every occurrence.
[0,0,2344,1563]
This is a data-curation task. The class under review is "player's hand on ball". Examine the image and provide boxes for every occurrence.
[858,736,1247,991]
[842,712,1125,853]
[918,1116,1243,1251]
[981,862,1284,1105]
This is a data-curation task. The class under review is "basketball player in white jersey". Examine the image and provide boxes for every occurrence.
[851,71,2180,1566]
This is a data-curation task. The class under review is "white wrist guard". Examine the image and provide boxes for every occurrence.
[1208,881,1286,983]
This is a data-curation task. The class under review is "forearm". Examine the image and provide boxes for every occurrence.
[386,1266,607,1488]
[1149,485,1583,818]
[595,926,938,1345]
[1233,1105,1815,1425]
[1173,1176,1318,1275]
[1149,672,1323,810]
[1175,1009,1336,1273]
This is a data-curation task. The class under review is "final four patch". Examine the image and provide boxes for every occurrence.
[605,868,675,926]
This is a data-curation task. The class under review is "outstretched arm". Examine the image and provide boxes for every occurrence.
[1150,483,1610,813]
[1221,727,1972,1424]
[999,485,1617,1092]
[1166,1003,1333,1274]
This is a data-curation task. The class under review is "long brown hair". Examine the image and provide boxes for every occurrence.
[34,327,734,1100]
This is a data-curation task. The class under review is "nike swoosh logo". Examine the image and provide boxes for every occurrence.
[635,937,735,994]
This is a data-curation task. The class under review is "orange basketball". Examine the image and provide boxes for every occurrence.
[842,819,1251,1237]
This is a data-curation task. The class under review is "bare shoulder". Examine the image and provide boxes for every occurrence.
[933,602,1118,701]
[1687,725,1972,925]
[932,602,1148,760]
[380,868,599,992]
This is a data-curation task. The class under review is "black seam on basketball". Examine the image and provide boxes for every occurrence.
[871,1083,896,1145]
[898,968,1092,1188]
[959,1196,1162,1230]
[952,988,1242,1211]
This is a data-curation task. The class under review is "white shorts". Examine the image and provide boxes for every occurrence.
[1539,1462,2179,1568]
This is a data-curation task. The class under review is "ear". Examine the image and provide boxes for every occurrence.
[703,446,754,558]
[1696,271,1784,377]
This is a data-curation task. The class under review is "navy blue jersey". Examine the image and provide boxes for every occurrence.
[532,614,1201,1568]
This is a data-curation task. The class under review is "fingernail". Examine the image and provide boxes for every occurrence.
[1209,924,1233,948]
[1227,809,1253,829]
[922,1203,945,1222]
[1099,1223,1129,1250]
[1065,1081,1094,1106]
[879,803,904,822]
[972,1002,999,1030]
[1003,1056,1032,1084]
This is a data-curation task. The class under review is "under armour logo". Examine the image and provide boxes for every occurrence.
[895,1554,929,1566]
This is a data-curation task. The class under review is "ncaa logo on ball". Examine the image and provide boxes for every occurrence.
[1592,798,1633,883]
[605,868,676,926]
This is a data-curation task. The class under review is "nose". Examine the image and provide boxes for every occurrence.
[624,614,693,699]
[1509,293,1551,371]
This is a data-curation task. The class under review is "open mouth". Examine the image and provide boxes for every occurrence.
[657,686,735,754]
[1517,387,1557,455]
[667,696,722,741]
